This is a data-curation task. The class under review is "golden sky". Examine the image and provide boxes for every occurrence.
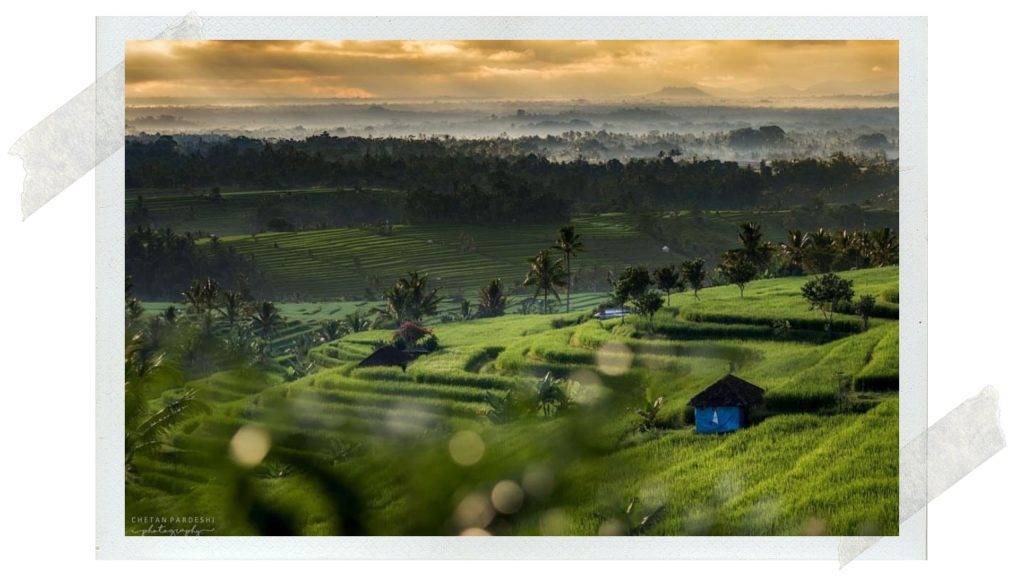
[126,40,898,104]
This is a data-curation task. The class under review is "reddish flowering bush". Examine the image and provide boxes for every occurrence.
[393,321,433,346]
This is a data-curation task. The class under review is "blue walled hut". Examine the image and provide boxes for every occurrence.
[688,374,765,434]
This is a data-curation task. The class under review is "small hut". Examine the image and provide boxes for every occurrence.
[688,374,765,434]
[356,345,417,371]
[593,307,631,320]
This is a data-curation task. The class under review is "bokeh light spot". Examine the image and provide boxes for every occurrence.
[802,517,827,536]
[490,480,525,515]
[598,518,627,536]
[596,341,633,376]
[454,492,495,529]
[449,430,486,466]
[229,425,271,468]
[568,369,608,406]
[539,508,569,535]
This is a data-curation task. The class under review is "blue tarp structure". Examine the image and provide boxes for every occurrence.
[593,308,630,320]
[688,374,766,434]
[694,406,742,434]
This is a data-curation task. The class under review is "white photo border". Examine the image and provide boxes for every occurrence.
[96,16,927,560]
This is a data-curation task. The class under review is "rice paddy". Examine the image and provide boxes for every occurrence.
[128,266,899,536]
[131,192,896,301]
[204,214,679,299]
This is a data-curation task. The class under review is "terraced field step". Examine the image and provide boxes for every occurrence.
[315,375,501,405]
[199,410,441,441]
[350,366,518,390]
[239,402,477,436]
[286,385,490,418]
[210,214,678,298]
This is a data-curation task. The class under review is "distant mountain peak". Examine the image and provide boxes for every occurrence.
[651,85,712,98]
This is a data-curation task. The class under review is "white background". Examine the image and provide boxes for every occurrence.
[0,1,1018,574]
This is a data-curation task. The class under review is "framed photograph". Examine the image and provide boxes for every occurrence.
[97,16,926,559]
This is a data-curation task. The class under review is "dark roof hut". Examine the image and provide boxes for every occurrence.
[688,374,765,434]
[356,345,417,371]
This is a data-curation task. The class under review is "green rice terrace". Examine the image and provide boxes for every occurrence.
[126,266,899,537]
[205,214,677,299]
[129,189,896,301]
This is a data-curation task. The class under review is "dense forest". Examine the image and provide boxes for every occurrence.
[126,134,897,225]
[126,226,264,300]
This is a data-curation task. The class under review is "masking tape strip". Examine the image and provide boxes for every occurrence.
[8,14,202,218]
[839,386,1005,565]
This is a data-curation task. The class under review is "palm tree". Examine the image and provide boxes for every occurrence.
[319,319,345,342]
[286,356,317,381]
[250,301,284,339]
[832,229,866,271]
[781,229,809,272]
[868,227,898,267]
[378,271,442,324]
[737,221,773,272]
[523,249,567,314]
[161,305,179,324]
[477,278,508,318]
[125,330,165,385]
[342,310,372,333]
[804,228,836,274]
[218,290,246,325]
[125,297,144,327]
[852,229,872,265]
[289,332,318,362]
[183,277,220,314]
[124,331,206,480]
[552,225,584,312]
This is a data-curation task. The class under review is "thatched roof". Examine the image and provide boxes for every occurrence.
[688,374,765,408]
[357,345,416,371]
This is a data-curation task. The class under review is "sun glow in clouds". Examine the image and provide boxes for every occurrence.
[126,40,898,105]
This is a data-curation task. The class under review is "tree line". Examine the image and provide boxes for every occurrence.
[715,223,898,297]
[126,135,897,222]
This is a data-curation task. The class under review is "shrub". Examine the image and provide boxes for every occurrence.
[851,295,876,331]
[801,273,855,331]
[634,389,665,432]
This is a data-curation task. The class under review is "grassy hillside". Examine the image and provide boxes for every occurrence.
[203,214,679,299]
[127,267,899,536]
[190,210,896,300]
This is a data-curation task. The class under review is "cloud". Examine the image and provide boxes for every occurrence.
[126,40,898,104]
